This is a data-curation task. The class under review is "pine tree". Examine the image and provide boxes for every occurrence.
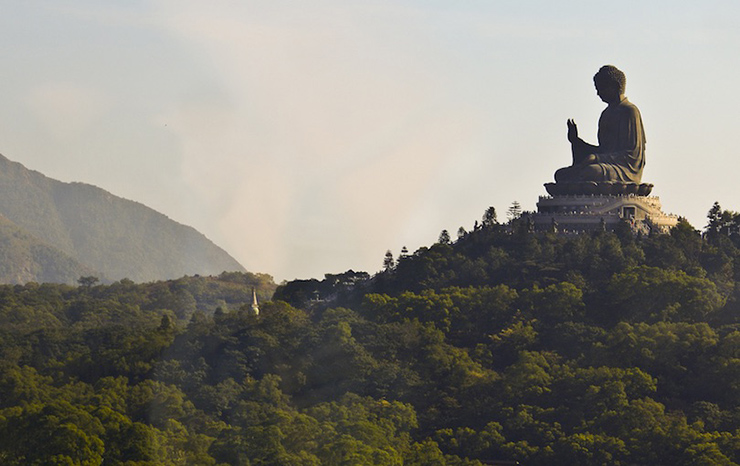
[706,201,723,243]
[507,201,522,222]
[383,250,395,271]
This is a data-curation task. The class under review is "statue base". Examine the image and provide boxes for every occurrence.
[530,187,679,235]
[544,181,653,196]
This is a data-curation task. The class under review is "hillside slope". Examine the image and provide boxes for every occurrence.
[0,153,245,282]
[0,213,98,284]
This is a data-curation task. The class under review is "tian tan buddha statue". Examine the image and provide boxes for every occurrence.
[546,65,653,196]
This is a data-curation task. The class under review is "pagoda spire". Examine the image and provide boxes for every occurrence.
[251,287,260,316]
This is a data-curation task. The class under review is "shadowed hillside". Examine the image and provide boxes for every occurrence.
[0,154,244,282]
[0,213,97,284]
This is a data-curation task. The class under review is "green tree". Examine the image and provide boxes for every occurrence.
[0,401,105,465]
[605,266,725,323]
[482,206,498,227]
[77,276,99,288]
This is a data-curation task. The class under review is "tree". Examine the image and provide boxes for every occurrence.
[605,266,725,323]
[457,227,467,240]
[159,313,174,331]
[383,250,395,271]
[704,201,740,244]
[705,201,723,241]
[438,230,451,244]
[77,276,99,288]
[507,201,522,222]
[482,206,498,227]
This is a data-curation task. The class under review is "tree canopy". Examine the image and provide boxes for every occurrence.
[4,204,740,464]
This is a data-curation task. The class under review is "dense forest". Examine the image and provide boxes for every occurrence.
[3,203,740,464]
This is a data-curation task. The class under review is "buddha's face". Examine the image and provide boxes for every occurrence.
[594,80,621,104]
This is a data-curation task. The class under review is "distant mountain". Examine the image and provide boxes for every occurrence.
[0,153,245,283]
[0,213,97,284]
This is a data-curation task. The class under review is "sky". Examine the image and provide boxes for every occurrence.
[0,1,739,281]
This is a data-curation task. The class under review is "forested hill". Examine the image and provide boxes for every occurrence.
[269,204,740,464]
[0,153,245,283]
[6,205,740,464]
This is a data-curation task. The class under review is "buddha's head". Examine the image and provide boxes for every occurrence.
[593,65,626,104]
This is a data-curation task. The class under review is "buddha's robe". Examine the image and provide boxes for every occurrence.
[555,97,646,184]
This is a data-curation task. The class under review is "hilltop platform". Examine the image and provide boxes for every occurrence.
[531,193,679,234]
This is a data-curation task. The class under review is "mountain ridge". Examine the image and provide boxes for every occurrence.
[0,153,245,283]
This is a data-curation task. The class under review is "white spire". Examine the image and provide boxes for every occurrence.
[251,287,260,316]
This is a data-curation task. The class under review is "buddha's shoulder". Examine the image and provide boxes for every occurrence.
[606,99,641,119]
[618,98,641,114]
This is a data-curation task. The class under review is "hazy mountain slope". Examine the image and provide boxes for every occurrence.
[0,214,99,284]
[0,155,74,254]
[0,154,245,282]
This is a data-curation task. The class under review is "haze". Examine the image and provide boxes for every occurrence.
[1,1,738,281]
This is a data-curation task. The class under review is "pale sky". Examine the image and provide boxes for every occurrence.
[1,1,738,281]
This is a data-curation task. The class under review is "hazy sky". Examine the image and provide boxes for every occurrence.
[1,1,738,281]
